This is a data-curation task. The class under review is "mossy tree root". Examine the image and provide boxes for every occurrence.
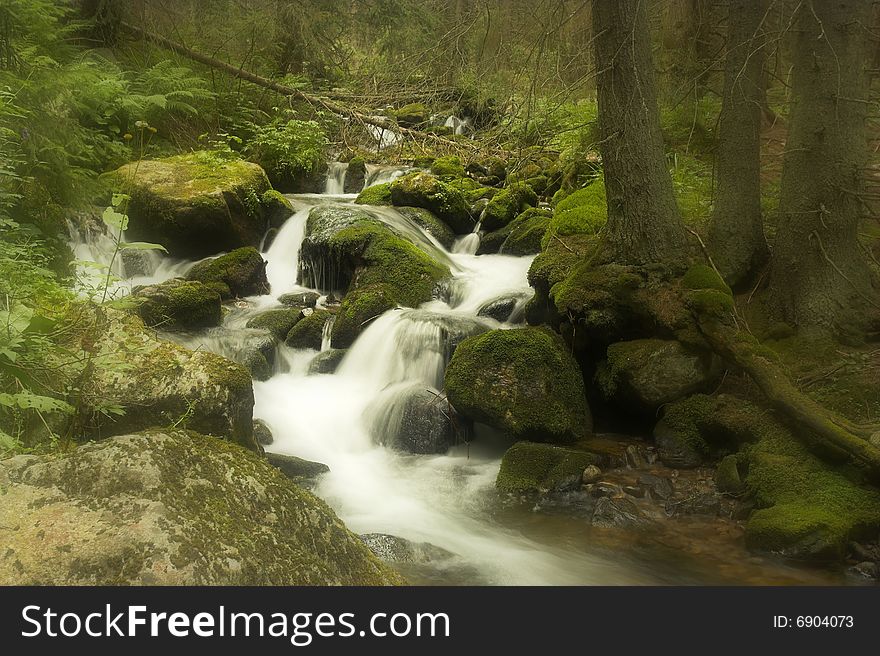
[695,316,880,478]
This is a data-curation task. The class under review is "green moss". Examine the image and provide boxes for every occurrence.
[261,189,294,227]
[430,156,466,178]
[390,172,472,233]
[445,176,496,203]
[500,208,551,255]
[246,308,303,341]
[444,327,591,443]
[541,180,606,249]
[396,207,456,249]
[187,247,268,298]
[355,182,393,206]
[744,423,880,560]
[715,454,745,494]
[285,309,333,350]
[686,288,736,318]
[682,263,732,295]
[496,441,599,493]
[480,183,538,232]
[134,280,222,330]
[332,285,396,348]
[394,103,428,127]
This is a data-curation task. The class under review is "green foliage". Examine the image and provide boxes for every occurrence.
[660,95,720,154]
[243,118,327,184]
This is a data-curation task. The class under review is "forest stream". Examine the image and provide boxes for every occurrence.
[69,163,844,585]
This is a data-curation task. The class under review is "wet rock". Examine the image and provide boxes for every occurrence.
[360,533,455,564]
[116,154,277,259]
[582,464,602,484]
[667,492,721,517]
[308,348,347,375]
[254,419,273,446]
[246,307,303,341]
[445,328,592,443]
[477,295,521,322]
[637,473,674,501]
[497,441,600,493]
[591,496,654,529]
[240,346,272,381]
[625,444,649,469]
[846,561,879,582]
[286,309,333,350]
[0,431,400,585]
[344,157,366,194]
[132,278,221,330]
[596,339,721,415]
[120,248,154,278]
[187,247,269,299]
[266,452,330,483]
[369,385,455,455]
[279,291,320,308]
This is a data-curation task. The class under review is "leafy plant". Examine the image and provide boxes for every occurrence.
[243,117,327,184]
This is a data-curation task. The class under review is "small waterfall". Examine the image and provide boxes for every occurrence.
[364,164,413,188]
[321,315,336,351]
[444,115,471,136]
[366,118,403,150]
[264,204,310,295]
[452,221,482,255]
[324,162,348,194]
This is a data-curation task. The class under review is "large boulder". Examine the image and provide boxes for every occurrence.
[444,328,592,443]
[496,441,600,493]
[82,311,257,450]
[117,153,280,259]
[0,431,401,585]
[131,279,221,330]
[390,172,473,234]
[187,247,269,299]
[596,339,721,415]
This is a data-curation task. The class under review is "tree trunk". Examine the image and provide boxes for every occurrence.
[592,0,687,264]
[769,0,878,333]
[708,0,769,289]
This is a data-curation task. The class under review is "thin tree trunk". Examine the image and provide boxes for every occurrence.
[769,0,878,332]
[592,0,687,264]
[708,0,769,288]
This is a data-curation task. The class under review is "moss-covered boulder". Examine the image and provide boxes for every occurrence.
[0,431,402,585]
[344,156,367,194]
[480,183,538,232]
[541,180,606,248]
[397,207,457,250]
[394,102,428,128]
[355,182,393,206]
[301,205,450,347]
[80,310,257,450]
[445,328,592,443]
[390,172,473,233]
[132,279,221,330]
[187,246,269,299]
[116,153,279,259]
[479,207,550,255]
[262,189,294,228]
[496,441,599,493]
[715,454,745,495]
[246,307,303,341]
[286,308,334,350]
[308,348,347,374]
[596,339,721,415]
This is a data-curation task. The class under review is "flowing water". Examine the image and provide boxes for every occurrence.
[68,167,845,586]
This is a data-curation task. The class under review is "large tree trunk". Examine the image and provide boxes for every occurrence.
[769,0,878,332]
[708,0,769,288]
[592,0,687,264]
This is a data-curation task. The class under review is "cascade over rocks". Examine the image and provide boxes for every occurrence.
[0,431,402,585]
[116,153,282,259]
[445,327,592,443]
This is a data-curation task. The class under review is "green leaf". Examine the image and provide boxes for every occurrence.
[102,206,129,231]
[111,193,131,208]
[119,241,167,253]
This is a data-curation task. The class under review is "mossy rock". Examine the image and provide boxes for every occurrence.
[496,441,599,493]
[0,431,402,584]
[715,454,745,495]
[480,183,538,232]
[71,308,258,450]
[394,103,428,128]
[355,182,393,206]
[541,180,606,249]
[261,189,294,229]
[682,263,732,295]
[597,338,721,415]
[390,172,473,234]
[240,346,272,381]
[344,157,367,194]
[285,309,333,350]
[332,285,397,348]
[430,156,466,178]
[308,348,348,374]
[445,176,497,205]
[246,307,303,341]
[478,208,549,256]
[132,279,221,330]
[279,291,320,308]
[445,328,592,443]
[116,152,278,259]
[743,419,880,561]
[187,247,269,299]
[266,452,330,483]
[396,207,456,250]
